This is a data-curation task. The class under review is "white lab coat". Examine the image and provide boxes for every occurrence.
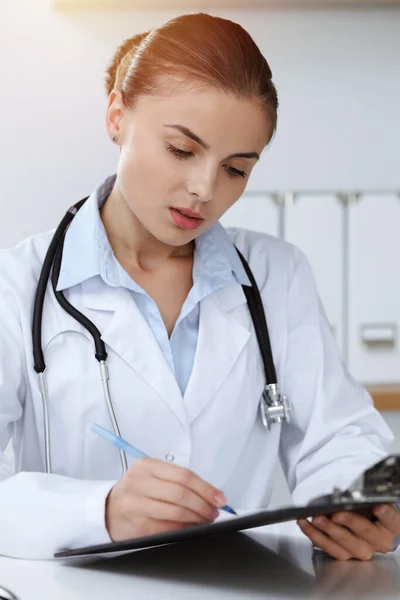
[0,226,394,559]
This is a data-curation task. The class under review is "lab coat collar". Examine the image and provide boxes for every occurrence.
[55,177,253,424]
[183,282,250,421]
[83,280,188,426]
[56,174,251,292]
[79,276,249,426]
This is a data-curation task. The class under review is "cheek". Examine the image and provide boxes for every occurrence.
[119,145,152,182]
[118,152,155,205]
[117,150,187,222]
[119,144,183,195]
[214,188,244,218]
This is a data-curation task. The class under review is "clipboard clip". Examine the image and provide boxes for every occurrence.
[331,455,400,504]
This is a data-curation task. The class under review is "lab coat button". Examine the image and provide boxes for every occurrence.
[165,453,174,462]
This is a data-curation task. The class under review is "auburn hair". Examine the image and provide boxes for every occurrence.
[105,13,278,141]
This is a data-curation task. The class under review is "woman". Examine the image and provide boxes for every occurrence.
[0,13,398,561]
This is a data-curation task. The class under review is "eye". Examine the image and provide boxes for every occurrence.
[225,166,247,179]
[166,143,193,159]
[166,142,247,179]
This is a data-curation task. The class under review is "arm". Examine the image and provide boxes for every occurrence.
[278,248,400,559]
[0,285,116,559]
[0,284,224,560]
[279,246,394,505]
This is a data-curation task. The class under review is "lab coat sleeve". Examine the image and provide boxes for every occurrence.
[0,285,116,559]
[278,247,394,506]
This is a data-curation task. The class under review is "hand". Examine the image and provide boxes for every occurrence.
[297,504,400,561]
[105,457,227,541]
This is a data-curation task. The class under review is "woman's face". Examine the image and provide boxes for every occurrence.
[107,85,270,247]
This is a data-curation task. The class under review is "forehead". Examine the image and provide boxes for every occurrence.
[132,85,270,152]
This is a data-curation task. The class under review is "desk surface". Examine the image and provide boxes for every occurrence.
[367,384,400,411]
[1,521,400,600]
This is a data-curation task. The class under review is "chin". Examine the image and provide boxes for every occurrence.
[154,226,200,247]
[162,232,197,246]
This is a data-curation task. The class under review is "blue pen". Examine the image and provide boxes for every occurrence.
[92,423,237,516]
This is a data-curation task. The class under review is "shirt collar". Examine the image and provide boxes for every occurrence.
[192,221,250,287]
[56,175,114,291]
[56,174,250,291]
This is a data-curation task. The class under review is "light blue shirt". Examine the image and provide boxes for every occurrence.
[57,174,250,395]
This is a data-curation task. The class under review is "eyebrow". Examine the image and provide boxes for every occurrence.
[162,124,260,161]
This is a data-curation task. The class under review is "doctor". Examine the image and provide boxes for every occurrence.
[0,12,399,561]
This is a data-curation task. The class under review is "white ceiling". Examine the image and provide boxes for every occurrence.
[52,0,400,8]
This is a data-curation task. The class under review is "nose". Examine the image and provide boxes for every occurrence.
[186,168,217,203]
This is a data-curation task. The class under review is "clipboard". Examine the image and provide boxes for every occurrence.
[55,454,400,559]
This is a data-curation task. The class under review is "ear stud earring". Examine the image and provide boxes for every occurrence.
[112,136,118,142]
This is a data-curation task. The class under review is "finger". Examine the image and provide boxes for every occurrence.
[330,511,394,555]
[297,519,354,561]
[136,477,219,522]
[145,459,226,508]
[310,515,375,560]
[373,504,400,536]
[132,496,215,525]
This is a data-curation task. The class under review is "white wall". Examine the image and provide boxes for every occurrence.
[1,2,400,501]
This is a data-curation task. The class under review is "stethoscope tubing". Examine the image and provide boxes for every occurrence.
[31,198,280,476]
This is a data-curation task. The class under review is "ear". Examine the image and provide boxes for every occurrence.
[105,89,126,143]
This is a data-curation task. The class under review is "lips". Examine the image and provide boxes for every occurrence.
[174,207,203,220]
[169,208,204,231]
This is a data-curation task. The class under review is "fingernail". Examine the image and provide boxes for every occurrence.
[376,505,389,517]
[335,513,347,524]
[297,519,307,528]
[211,508,219,519]
[313,517,325,527]
[214,492,227,507]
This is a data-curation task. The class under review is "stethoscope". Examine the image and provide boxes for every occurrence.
[32,198,291,476]
[0,588,18,600]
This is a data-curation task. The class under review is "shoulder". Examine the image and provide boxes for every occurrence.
[0,229,54,296]
[225,227,311,289]
[226,226,295,259]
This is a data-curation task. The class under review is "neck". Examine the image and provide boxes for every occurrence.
[100,182,194,272]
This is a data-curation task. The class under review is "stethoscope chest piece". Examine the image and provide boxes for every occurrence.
[260,384,291,430]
